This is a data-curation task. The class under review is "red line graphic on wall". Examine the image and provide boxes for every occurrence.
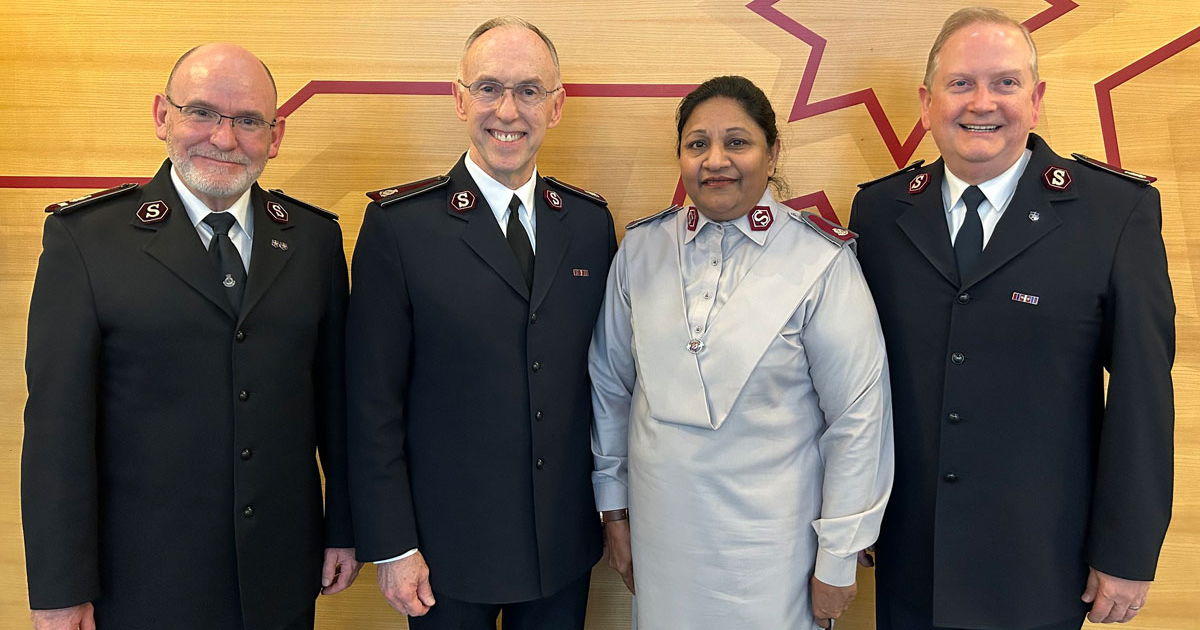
[1,1,1196,225]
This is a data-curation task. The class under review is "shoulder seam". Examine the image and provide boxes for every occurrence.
[857,160,925,189]
[544,176,607,205]
[267,189,338,220]
[625,205,682,230]
[45,183,140,215]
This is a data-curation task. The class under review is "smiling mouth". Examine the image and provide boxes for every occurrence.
[490,130,526,142]
[702,177,737,187]
[961,124,1000,132]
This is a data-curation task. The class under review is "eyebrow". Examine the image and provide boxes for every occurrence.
[468,74,547,86]
[685,126,751,136]
[182,98,272,120]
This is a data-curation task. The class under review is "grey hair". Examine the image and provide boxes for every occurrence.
[923,7,1039,89]
[457,16,561,83]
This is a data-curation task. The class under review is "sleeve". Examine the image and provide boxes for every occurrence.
[802,246,895,587]
[21,215,102,609]
[345,205,419,561]
[1088,185,1175,580]
[316,221,353,547]
[589,242,635,512]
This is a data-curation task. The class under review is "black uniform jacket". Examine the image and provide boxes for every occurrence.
[848,134,1174,629]
[347,155,615,603]
[22,159,353,630]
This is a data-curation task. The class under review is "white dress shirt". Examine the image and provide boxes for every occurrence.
[943,148,1032,248]
[171,166,254,272]
[464,151,538,253]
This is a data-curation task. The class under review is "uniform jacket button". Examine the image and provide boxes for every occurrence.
[243,505,255,518]
[944,473,959,483]
[530,313,538,324]
[948,413,962,423]
[957,293,971,304]
[535,458,545,470]
[950,352,965,365]
[532,361,541,372]
[535,410,543,421]
[241,448,253,460]
[235,330,246,342]
[238,390,249,401]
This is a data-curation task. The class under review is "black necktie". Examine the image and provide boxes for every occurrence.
[954,185,986,279]
[506,195,534,289]
[203,212,246,313]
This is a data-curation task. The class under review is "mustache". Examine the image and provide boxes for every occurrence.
[188,147,251,166]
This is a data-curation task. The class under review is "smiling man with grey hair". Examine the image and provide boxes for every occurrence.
[348,16,616,630]
[849,7,1174,630]
[22,43,360,630]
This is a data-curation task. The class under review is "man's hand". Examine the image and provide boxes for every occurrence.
[31,603,95,630]
[1081,566,1151,623]
[321,547,363,595]
[811,576,857,629]
[603,520,635,594]
[378,551,436,616]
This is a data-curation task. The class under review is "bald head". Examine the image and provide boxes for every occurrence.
[166,43,278,107]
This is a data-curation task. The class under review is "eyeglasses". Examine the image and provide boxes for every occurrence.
[456,80,561,106]
[164,95,276,134]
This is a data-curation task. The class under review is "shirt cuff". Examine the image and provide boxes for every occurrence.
[814,547,858,588]
[374,548,418,564]
[593,479,629,512]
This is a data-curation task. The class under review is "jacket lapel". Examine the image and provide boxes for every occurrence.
[450,157,531,300]
[239,186,295,322]
[961,135,1069,289]
[137,160,237,320]
[529,177,570,312]
[895,162,960,287]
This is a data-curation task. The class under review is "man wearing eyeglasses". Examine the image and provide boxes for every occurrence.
[22,43,359,630]
[347,16,616,630]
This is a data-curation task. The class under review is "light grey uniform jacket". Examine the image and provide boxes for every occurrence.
[590,192,895,629]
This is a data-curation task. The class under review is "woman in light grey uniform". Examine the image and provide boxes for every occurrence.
[589,75,894,629]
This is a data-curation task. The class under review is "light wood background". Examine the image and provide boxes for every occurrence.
[1,1,1197,628]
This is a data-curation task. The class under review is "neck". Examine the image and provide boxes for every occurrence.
[468,146,534,190]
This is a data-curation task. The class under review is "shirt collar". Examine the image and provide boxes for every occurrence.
[942,148,1032,215]
[683,189,774,246]
[464,150,539,221]
[171,165,254,238]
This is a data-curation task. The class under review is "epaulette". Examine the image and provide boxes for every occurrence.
[1070,153,1156,186]
[366,175,451,207]
[857,160,925,189]
[267,189,338,220]
[625,205,682,230]
[798,211,856,247]
[544,177,607,205]
[45,182,139,215]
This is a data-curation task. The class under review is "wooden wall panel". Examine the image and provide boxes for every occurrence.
[1,1,1196,627]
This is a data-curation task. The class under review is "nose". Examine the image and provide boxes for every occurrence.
[967,85,996,112]
[494,89,520,122]
[208,118,239,150]
[702,144,730,170]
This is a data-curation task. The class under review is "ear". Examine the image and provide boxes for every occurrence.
[267,116,286,160]
[767,137,781,177]
[453,82,469,122]
[153,93,171,141]
[1029,80,1047,128]
[545,86,565,130]
[919,84,932,131]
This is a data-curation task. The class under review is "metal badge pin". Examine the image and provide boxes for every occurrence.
[223,274,236,288]
[1028,211,1041,222]
[686,339,705,354]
